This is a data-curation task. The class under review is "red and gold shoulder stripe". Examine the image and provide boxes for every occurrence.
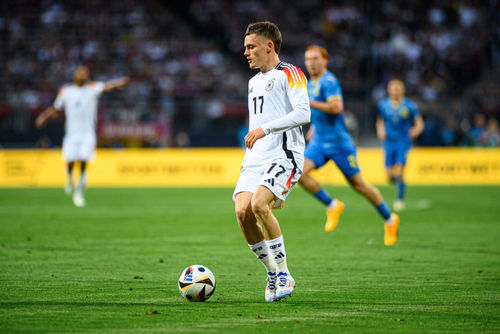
[277,62,307,90]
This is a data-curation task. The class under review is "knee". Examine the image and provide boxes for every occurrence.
[235,202,253,223]
[387,171,394,182]
[251,197,269,219]
[392,165,404,177]
[393,175,403,183]
[392,171,402,180]
[353,182,365,194]
[352,179,372,195]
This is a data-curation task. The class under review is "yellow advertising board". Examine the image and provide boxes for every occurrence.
[0,148,499,187]
[404,148,500,184]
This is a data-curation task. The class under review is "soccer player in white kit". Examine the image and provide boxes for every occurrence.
[36,66,129,207]
[233,22,310,302]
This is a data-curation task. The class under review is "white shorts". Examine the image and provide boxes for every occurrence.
[62,133,96,162]
[233,158,302,209]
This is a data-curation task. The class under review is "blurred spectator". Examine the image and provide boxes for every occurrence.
[481,118,500,147]
[1,0,499,147]
[1,0,247,147]
[468,113,487,146]
[419,116,442,146]
[174,132,191,148]
[441,118,459,146]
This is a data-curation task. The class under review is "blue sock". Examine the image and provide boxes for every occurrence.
[393,176,406,200]
[397,181,406,200]
[376,202,391,220]
[313,188,333,206]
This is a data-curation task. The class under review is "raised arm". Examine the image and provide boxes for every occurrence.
[35,106,60,128]
[102,77,130,93]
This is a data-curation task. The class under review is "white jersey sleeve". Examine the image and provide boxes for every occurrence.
[91,81,105,96]
[261,64,310,135]
[53,86,67,111]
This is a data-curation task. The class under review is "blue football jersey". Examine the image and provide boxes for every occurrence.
[377,97,419,143]
[308,71,355,151]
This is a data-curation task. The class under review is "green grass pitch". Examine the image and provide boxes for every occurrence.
[0,186,499,333]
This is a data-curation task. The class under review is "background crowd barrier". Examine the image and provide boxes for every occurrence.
[1,148,499,187]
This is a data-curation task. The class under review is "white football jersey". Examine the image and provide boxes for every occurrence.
[53,82,105,135]
[243,61,310,172]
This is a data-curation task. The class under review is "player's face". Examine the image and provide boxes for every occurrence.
[304,49,327,77]
[74,67,89,86]
[388,81,405,100]
[244,33,271,69]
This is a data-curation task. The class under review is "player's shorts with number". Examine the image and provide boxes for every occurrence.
[233,158,301,209]
[305,139,360,178]
[62,133,96,162]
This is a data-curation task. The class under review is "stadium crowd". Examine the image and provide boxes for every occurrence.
[1,0,499,147]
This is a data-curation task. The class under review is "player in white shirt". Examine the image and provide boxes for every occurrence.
[233,22,310,302]
[36,66,129,207]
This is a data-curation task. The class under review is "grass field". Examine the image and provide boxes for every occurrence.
[0,186,499,333]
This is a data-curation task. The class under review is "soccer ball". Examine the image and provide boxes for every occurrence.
[178,265,216,302]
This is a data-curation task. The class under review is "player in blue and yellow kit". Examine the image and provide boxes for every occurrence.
[376,79,424,211]
[299,45,399,246]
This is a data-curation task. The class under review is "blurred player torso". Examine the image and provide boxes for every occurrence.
[54,82,104,135]
[308,71,355,152]
[244,62,306,169]
[378,97,418,144]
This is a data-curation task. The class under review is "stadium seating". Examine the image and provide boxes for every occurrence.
[1,0,499,147]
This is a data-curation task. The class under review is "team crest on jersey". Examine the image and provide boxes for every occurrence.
[400,107,409,118]
[265,79,275,91]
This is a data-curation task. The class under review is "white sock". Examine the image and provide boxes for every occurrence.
[385,213,395,225]
[266,236,289,274]
[76,171,86,194]
[327,199,336,209]
[67,169,73,186]
[249,240,276,274]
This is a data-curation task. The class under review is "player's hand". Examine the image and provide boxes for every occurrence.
[35,116,46,129]
[409,128,419,139]
[244,127,266,149]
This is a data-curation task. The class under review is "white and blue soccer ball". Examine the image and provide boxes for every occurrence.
[178,265,216,302]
